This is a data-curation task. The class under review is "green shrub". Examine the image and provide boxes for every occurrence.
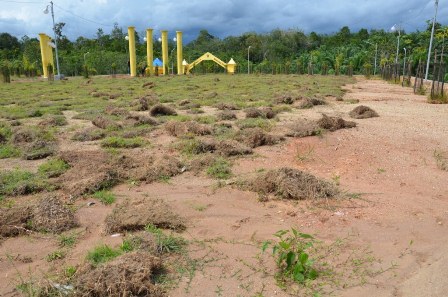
[206,158,232,179]
[101,136,145,148]
[86,244,122,265]
[262,229,319,284]
[92,190,116,205]
[38,158,70,178]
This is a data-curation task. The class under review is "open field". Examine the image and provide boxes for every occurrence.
[1,74,448,297]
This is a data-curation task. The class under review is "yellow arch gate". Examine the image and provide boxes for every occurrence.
[185,52,236,74]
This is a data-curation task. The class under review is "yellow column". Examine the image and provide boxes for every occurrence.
[161,30,168,75]
[146,28,154,76]
[227,58,236,75]
[46,36,54,72]
[39,33,49,78]
[128,26,137,77]
[176,31,183,75]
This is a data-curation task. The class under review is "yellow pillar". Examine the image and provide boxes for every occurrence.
[176,31,183,75]
[39,33,50,78]
[161,30,168,75]
[227,58,236,75]
[128,26,137,77]
[46,37,54,72]
[146,28,154,76]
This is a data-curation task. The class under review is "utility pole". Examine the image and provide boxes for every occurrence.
[425,0,439,80]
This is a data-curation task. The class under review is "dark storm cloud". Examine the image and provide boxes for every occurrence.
[0,0,446,41]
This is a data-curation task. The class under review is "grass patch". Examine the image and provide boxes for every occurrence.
[0,169,52,196]
[145,223,187,254]
[0,144,20,159]
[46,250,66,262]
[58,233,77,248]
[92,190,116,205]
[86,244,123,265]
[236,118,273,130]
[38,158,70,178]
[101,136,145,148]
[206,157,232,179]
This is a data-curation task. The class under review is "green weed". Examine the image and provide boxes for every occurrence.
[92,190,116,205]
[58,233,77,248]
[0,144,20,159]
[206,158,232,179]
[145,223,187,254]
[0,169,51,196]
[46,250,66,262]
[86,244,122,265]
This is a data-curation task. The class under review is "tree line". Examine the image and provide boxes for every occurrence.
[1,21,447,78]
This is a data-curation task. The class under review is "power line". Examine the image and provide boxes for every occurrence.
[53,3,114,28]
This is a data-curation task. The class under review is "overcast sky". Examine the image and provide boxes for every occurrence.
[0,0,446,42]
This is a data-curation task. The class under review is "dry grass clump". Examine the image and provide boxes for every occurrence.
[234,128,283,148]
[104,106,131,117]
[275,94,295,105]
[92,116,122,130]
[245,107,276,119]
[11,127,37,144]
[32,196,77,233]
[105,197,186,234]
[217,111,237,121]
[72,127,106,142]
[126,114,158,127]
[296,98,326,109]
[188,154,216,174]
[250,167,339,200]
[38,115,68,127]
[165,121,212,137]
[74,252,165,297]
[150,104,177,117]
[142,81,156,89]
[349,105,379,119]
[317,114,356,132]
[144,155,184,183]
[216,140,252,156]
[0,205,33,238]
[21,140,56,160]
[58,151,119,197]
[214,102,240,110]
[136,94,159,111]
[285,120,321,138]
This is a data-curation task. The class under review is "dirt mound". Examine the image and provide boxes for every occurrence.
[250,167,339,200]
[150,104,177,117]
[285,120,321,138]
[105,106,130,117]
[58,151,119,197]
[165,121,212,137]
[214,102,240,110]
[296,98,326,109]
[234,128,283,148]
[105,197,186,233]
[72,127,106,142]
[188,154,216,174]
[126,114,159,126]
[0,206,33,238]
[92,116,122,130]
[217,111,237,121]
[74,252,165,297]
[32,196,77,233]
[349,105,379,119]
[245,107,276,119]
[317,114,356,132]
[216,140,252,156]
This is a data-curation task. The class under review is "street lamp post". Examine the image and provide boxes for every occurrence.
[391,24,401,64]
[83,52,90,65]
[171,37,177,74]
[43,1,61,79]
[402,48,407,77]
[247,46,251,75]
[425,0,439,80]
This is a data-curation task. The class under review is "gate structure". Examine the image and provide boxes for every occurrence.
[185,52,236,74]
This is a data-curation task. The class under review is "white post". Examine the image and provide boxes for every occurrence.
[50,1,61,78]
[425,0,439,80]
[247,46,251,75]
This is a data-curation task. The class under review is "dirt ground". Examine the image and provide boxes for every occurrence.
[1,77,448,296]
